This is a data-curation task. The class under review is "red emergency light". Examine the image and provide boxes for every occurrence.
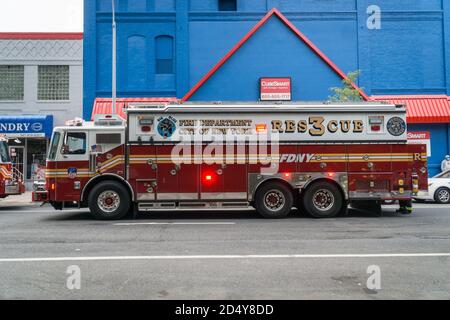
[203,172,216,184]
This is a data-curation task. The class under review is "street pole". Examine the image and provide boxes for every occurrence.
[112,0,117,115]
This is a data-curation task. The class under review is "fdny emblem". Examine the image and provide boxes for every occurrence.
[157,117,177,138]
[280,154,316,163]
[387,117,406,136]
[67,168,77,179]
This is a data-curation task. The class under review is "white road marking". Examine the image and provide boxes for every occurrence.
[0,253,449,263]
[113,222,236,226]
[384,204,450,209]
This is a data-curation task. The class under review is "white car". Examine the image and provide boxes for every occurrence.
[414,170,450,204]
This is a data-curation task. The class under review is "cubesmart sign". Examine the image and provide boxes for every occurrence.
[407,131,431,157]
[0,115,53,138]
[260,77,292,101]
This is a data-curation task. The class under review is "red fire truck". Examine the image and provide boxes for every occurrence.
[33,102,428,219]
[0,137,25,199]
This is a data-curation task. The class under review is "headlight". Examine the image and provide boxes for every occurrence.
[428,183,433,187]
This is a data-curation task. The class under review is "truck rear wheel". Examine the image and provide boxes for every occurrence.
[302,181,343,218]
[88,181,131,220]
[254,182,293,218]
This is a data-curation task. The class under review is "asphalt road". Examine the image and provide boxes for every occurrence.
[0,203,449,300]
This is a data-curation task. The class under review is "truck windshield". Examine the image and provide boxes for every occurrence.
[48,132,61,160]
[0,141,11,163]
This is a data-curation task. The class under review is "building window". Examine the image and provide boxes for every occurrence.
[219,0,237,11]
[0,65,24,101]
[155,36,174,74]
[38,65,69,101]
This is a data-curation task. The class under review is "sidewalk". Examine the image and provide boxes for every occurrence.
[0,192,35,206]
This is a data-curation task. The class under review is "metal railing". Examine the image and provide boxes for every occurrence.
[12,166,23,183]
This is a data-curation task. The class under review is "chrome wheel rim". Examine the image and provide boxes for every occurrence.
[313,189,335,211]
[438,189,450,203]
[97,190,120,213]
[263,189,285,212]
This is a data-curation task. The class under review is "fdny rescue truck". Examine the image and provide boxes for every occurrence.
[33,102,428,219]
[0,137,25,199]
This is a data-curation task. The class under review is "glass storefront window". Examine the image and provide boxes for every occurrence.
[8,139,25,180]
[26,139,47,180]
[0,140,11,163]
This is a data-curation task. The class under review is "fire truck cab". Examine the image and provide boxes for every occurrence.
[0,137,25,199]
[34,102,428,220]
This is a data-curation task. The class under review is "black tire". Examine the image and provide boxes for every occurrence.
[88,181,131,220]
[254,182,294,218]
[434,187,450,204]
[302,181,343,218]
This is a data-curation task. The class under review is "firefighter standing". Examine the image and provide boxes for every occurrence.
[397,200,413,214]
[441,155,450,172]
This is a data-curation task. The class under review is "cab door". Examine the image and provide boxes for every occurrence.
[55,131,89,201]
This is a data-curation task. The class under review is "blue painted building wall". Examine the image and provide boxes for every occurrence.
[84,0,450,176]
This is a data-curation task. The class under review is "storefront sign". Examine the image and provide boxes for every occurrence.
[0,116,53,138]
[408,131,431,157]
[260,77,291,101]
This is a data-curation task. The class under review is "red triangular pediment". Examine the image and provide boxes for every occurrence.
[182,8,368,102]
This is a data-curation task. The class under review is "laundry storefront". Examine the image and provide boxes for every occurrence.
[0,115,53,186]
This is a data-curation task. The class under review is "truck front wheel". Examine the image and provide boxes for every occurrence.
[88,181,131,220]
[254,182,293,218]
[302,181,343,218]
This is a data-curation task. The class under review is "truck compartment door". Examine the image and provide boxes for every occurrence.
[298,145,347,173]
[200,144,224,200]
[347,145,393,199]
[222,143,247,200]
[129,145,156,201]
[347,144,392,173]
[156,145,180,200]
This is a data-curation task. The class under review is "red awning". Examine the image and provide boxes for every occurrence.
[371,95,450,124]
[91,96,450,124]
[91,97,178,120]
